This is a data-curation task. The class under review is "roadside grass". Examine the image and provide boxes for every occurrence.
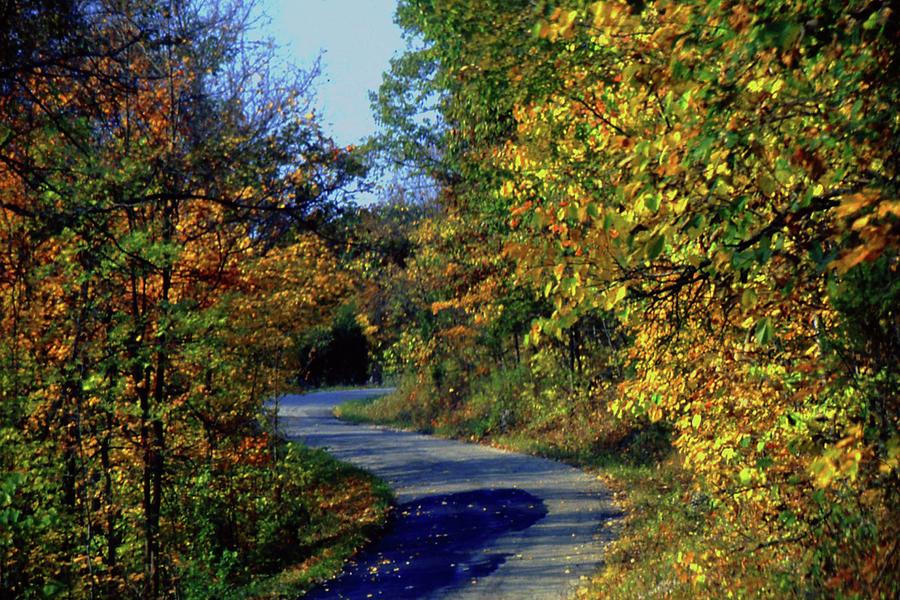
[335,385,710,599]
[236,443,393,599]
[334,392,417,428]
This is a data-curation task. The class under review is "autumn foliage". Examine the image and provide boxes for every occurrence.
[361,0,898,596]
[0,1,364,597]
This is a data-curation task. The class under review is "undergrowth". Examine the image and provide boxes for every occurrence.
[177,442,393,599]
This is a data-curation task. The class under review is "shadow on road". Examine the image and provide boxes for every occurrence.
[306,488,548,599]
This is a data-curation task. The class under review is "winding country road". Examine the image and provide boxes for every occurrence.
[277,389,621,599]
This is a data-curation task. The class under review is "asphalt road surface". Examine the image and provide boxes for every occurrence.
[277,389,621,599]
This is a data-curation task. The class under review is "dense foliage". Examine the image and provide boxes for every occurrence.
[359,0,899,596]
[0,1,380,597]
[4,0,897,597]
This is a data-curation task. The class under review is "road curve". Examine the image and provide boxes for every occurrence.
[277,389,621,600]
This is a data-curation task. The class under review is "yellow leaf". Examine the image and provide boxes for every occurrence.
[604,284,628,310]
[553,263,565,281]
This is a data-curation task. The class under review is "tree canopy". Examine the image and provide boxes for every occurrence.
[1,1,366,596]
[361,0,898,595]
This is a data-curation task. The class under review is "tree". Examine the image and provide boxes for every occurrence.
[372,0,898,594]
[502,1,898,593]
[0,1,361,596]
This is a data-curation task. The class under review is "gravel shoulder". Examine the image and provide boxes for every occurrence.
[277,389,621,599]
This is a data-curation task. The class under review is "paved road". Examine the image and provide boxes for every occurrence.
[277,389,621,600]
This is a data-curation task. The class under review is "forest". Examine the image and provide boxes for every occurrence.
[1,0,898,599]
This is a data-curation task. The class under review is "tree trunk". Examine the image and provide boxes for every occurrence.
[100,415,119,597]
[513,331,520,366]
[146,196,174,598]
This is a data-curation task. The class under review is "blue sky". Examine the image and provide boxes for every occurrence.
[257,0,405,147]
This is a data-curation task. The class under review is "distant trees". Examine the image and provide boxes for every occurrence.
[293,303,370,387]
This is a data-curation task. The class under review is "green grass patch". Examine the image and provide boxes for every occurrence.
[334,393,417,428]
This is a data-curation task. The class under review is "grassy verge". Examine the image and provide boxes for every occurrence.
[335,385,709,599]
[208,442,393,599]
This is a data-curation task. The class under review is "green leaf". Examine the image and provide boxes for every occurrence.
[603,213,614,230]
[646,235,665,260]
[691,414,701,429]
[862,11,880,30]
[754,317,773,345]
[604,284,628,309]
[42,580,65,598]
